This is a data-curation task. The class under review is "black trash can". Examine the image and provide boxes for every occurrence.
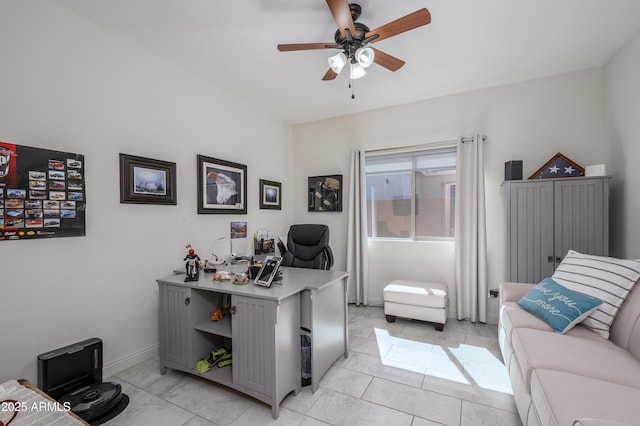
[300,327,312,386]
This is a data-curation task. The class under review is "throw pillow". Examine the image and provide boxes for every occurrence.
[552,250,640,339]
[517,278,603,333]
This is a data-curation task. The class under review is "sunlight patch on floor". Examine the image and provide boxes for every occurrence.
[373,328,513,395]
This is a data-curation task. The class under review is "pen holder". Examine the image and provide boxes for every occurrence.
[249,265,262,279]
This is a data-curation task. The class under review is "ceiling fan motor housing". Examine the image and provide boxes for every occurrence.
[349,3,362,21]
[334,22,370,44]
[334,22,370,57]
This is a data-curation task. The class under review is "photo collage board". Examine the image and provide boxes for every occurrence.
[0,141,86,240]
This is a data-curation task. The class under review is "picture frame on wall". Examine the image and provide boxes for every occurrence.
[197,154,247,214]
[119,153,176,205]
[259,179,281,210]
[308,174,342,212]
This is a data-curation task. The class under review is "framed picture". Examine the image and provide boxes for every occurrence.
[308,174,342,212]
[119,153,176,205]
[197,155,247,214]
[259,179,281,210]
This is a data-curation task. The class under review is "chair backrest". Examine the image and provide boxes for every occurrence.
[280,224,334,270]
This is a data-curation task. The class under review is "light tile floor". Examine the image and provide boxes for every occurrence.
[105,305,522,426]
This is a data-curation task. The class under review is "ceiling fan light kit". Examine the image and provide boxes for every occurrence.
[329,47,372,75]
[277,0,431,96]
[349,62,366,79]
[355,47,374,68]
[328,52,348,73]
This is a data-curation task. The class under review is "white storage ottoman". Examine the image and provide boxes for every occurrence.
[383,280,449,331]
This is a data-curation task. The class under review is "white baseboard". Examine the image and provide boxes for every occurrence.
[367,296,384,307]
[486,312,499,325]
[103,343,158,379]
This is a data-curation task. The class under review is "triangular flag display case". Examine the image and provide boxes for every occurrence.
[529,152,585,179]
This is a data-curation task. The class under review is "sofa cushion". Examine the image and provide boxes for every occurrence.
[531,369,640,426]
[501,302,553,340]
[512,328,640,389]
[552,250,640,339]
[517,278,603,333]
[500,302,602,347]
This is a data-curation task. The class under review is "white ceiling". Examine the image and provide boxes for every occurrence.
[49,0,640,124]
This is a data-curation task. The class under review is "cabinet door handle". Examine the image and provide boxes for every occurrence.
[230,306,236,315]
[547,256,554,263]
[184,297,190,306]
[555,256,562,264]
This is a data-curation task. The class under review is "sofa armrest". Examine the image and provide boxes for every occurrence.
[500,282,535,304]
[574,419,637,426]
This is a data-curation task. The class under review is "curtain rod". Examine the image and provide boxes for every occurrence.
[365,140,456,156]
[461,135,487,143]
[365,135,487,156]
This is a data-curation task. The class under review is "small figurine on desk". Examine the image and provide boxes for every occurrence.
[184,247,201,282]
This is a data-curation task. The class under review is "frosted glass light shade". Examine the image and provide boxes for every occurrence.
[355,47,375,68]
[350,63,366,79]
[328,52,348,74]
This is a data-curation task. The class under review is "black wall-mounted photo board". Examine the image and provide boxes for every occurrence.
[0,141,86,241]
[308,174,342,212]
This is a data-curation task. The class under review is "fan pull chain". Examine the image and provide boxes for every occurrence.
[347,62,356,99]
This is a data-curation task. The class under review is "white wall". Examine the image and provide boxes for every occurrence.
[1,0,630,384]
[0,2,293,383]
[292,69,609,323]
[606,29,640,259]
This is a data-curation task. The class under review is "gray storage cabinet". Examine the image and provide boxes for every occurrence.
[505,176,609,283]
[158,283,299,419]
[157,267,349,419]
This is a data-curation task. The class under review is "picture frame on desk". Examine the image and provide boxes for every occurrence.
[197,155,247,214]
[119,153,176,205]
[259,179,281,210]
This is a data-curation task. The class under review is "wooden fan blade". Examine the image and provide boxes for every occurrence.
[366,8,431,44]
[326,0,356,37]
[371,48,405,72]
[322,68,338,80]
[278,43,338,51]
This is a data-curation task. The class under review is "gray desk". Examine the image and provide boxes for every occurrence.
[156,267,349,419]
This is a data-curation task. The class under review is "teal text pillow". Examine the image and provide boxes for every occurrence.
[517,278,603,334]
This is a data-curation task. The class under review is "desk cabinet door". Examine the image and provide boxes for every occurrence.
[231,295,276,397]
[160,284,192,369]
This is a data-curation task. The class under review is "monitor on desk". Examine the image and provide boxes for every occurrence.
[254,255,283,287]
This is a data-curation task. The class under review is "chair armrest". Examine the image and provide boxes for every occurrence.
[500,282,536,304]
[322,246,334,270]
[277,241,287,257]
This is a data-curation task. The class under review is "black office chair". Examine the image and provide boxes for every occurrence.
[278,224,334,270]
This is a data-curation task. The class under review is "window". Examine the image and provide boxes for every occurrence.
[365,146,456,239]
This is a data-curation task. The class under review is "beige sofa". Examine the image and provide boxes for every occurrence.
[499,281,640,425]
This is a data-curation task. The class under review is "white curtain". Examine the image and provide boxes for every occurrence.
[346,149,369,305]
[455,134,488,322]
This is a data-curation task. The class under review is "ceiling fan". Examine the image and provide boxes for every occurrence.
[277,0,431,81]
